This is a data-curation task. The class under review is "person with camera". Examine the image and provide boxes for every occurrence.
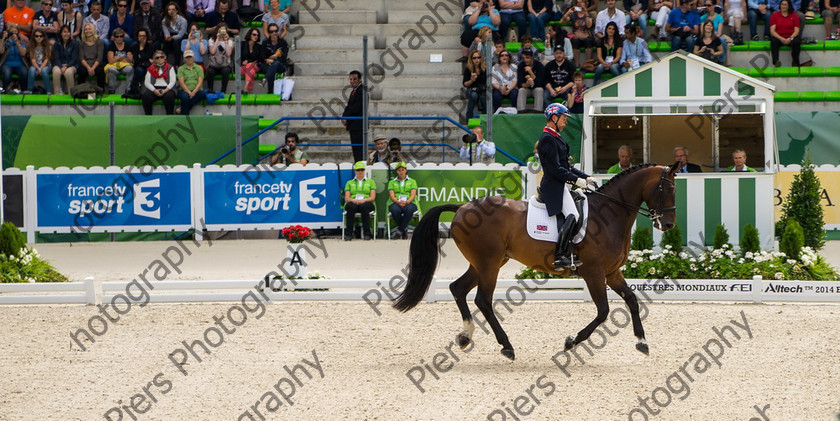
[459,0,500,62]
[387,161,418,240]
[343,161,377,241]
[3,0,35,41]
[270,132,309,166]
[205,24,232,92]
[181,23,207,66]
[667,0,700,52]
[539,103,596,270]
[0,27,28,94]
[459,125,496,164]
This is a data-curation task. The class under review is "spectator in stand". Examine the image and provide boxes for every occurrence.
[491,49,517,111]
[342,70,364,162]
[594,0,626,40]
[141,49,176,114]
[701,0,727,64]
[205,0,239,37]
[108,0,134,44]
[748,0,772,40]
[607,145,633,173]
[4,0,34,40]
[625,0,649,36]
[33,0,58,43]
[546,23,576,62]
[726,0,747,43]
[161,1,186,65]
[770,0,801,66]
[239,27,264,94]
[77,22,105,88]
[823,0,840,39]
[0,27,27,93]
[25,28,50,92]
[205,23,232,92]
[261,0,288,39]
[51,24,77,93]
[492,38,511,65]
[262,22,286,93]
[343,161,376,241]
[133,0,162,46]
[387,161,418,240]
[130,27,153,93]
[459,125,496,163]
[463,49,487,119]
[459,0,500,63]
[84,2,110,47]
[527,0,552,41]
[236,0,264,23]
[187,0,214,23]
[176,49,205,114]
[498,0,528,42]
[543,44,575,106]
[468,26,492,57]
[180,22,206,66]
[674,146,702,172]
[651,0,673,40]
[561,0,594,68]
[270,132,309,165]
[727,149,758,171]
[367,134,391,165]
[516,48,544,111]
[620,23,652,71]
[695,19,724,62]
[57,0,81,40]
[104,27,132,93]
[667,0,700,51]
[566,71,585,113]
[593,21,622,85]
[516,35,542,62]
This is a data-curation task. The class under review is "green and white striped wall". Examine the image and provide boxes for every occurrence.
[631,174,775,249]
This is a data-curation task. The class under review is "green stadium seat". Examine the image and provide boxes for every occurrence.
[254,94,281,105]
[259,144,276,155]
[0,95,25,106]
[798,67,825,77]
[729,67,748,75]
[647,41,671,52]
[774,91,799,102]
[799,91,825,101]
[125,98,143,106]
[729,44,749,52]
[772,67,799,77]
[825,67,840,76]
[21,95,49,106]
[825,91,840,101]
[48,95,76,105]
[748,41,771,51]
[467,118,481,127]
[802,41,825,51]
[506,42,521,53]
[258,119,278,130]
[825,40,840,50]
[748,67,772,78]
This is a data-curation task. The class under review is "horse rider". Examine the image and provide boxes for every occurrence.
[538,103,597,269]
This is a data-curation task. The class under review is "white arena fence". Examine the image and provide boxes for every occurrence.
[1,278,839,305]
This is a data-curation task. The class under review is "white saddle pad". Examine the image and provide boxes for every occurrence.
[526,194,588,244]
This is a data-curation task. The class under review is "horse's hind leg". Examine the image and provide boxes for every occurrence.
[473,262,515,360]
[607,271,649,355]
[565,269,610,352]
[449,266,479,349]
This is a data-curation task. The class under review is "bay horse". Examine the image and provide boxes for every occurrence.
[393,163,680,360]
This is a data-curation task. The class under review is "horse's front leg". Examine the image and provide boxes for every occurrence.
[608,274,649,355]
[564,271,609,352]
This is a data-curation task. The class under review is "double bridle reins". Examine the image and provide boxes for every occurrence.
[584,167,676,224]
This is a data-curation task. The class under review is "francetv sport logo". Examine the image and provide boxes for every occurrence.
[66,179,162,219]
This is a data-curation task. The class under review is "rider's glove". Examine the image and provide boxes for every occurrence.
[574,178,587,189]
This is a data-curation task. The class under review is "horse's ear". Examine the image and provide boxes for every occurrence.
[668,161,681,176]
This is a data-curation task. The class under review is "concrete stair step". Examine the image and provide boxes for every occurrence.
[298,10,378,24]
[291,75,463,90]
[296,36,378,50]
[297,23,461,37]
[382,35,461,50]
[728,50,839,67]
[387,9,462,24]
[296,49,464,63]
[295,61,462,76]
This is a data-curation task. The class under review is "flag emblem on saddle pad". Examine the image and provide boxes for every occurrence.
[537,225,548,231]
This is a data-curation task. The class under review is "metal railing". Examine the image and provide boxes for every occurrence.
[208,115,525,166]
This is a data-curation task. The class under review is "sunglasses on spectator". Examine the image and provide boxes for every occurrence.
[500,54,511,57]
[114,35,124,38]
[43,2,53,5]
[117,4,127,7]
[155,55,165,59]
[34,34,44,38]
[269,29,278,33]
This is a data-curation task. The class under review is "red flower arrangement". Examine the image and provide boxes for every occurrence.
[282,225,313,243]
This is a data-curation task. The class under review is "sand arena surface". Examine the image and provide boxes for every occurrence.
[0,239,838,420]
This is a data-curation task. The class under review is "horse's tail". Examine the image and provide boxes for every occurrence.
[393,203,462,312]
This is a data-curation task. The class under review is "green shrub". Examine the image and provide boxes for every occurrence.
[740,224,760,255]
[0,222,26,257]
[780,220,805,261]
[713,225,731,249]
[778,152,826,250]
[631,227,654,250]
[660,223,682,252]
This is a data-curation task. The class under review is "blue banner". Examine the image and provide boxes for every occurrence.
[203,169,342,225]
[36,171,192,230]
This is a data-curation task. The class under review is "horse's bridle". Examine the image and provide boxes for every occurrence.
[586,167,676,224]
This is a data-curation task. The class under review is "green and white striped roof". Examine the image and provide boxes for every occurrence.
[585,52,775,115]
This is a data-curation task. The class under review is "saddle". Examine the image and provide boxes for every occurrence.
[535,187,586,234]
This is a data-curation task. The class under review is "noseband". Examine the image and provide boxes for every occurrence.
[587,167,676,223]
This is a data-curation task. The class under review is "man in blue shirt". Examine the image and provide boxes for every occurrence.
[667,0,700,52]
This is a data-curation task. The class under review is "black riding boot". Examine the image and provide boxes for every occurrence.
[554,215,582,270]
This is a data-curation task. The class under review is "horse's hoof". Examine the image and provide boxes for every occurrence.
[636,341,650,355]
[456,333,471,349]
[564,336,575,352]
[501,348,515,361]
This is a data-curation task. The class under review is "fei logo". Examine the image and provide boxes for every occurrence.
[299,176,327,216]
[133,179,161,219]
